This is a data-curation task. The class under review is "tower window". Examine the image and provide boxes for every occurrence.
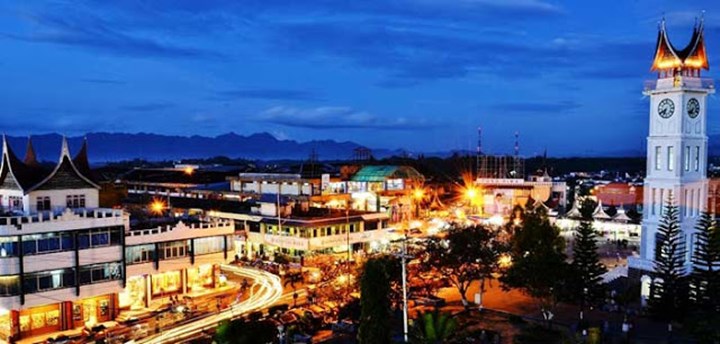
[651,188,656,215]
[684,146,691,171]
[655,146,662,170]
[667,146,674,171]
[694,146,700,171]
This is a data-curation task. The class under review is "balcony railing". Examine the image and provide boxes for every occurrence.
[0,208,124,227]
[643,77,714,92]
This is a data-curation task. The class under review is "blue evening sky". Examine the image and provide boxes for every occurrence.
[0,0,718,156]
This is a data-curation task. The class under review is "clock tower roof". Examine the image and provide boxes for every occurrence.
[651,17,708,72]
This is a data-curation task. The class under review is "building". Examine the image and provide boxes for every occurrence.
[0,137,125,341]
[0,138,236,342]
[474,171,567,217]
[592,182,643,207]
[628,19,713,305]
[209,197,391,259]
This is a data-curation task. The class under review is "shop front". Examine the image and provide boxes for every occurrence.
[187,264,216,292]
[151,270,182,298]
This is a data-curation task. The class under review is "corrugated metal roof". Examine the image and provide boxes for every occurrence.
[350,165,424,182]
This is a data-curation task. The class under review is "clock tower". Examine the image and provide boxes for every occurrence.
[631,18,714,288]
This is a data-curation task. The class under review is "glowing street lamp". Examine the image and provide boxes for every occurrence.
[412,188,425,218]
[149,199,167,215]
[183,166,194,175]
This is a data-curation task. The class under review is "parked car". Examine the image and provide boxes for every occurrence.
[331,320,357,334]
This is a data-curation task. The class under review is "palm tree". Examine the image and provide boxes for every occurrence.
[284,271,304,307]
[410,310,458,344]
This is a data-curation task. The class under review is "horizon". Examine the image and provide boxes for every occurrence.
[1,1,719,156]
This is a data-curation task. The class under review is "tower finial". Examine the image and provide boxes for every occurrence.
[60,136,70,158]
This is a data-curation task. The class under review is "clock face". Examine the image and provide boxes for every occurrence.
[658,98,675,119]
[687,98,700,118]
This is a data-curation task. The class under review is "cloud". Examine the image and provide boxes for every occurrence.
[491,100,582,114]
[259,106,434,130]
[4,10,221,59]
[212,89,321,101]
[119,102,174,112]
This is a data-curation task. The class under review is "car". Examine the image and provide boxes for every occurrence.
[331,320,357,334]
[279,311,299,324]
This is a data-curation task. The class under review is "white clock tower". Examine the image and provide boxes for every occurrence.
[631,19,714,287]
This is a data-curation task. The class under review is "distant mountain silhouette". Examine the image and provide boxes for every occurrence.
[4,132,401,162]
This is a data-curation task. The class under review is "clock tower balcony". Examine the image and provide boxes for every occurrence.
[643,77,714,95]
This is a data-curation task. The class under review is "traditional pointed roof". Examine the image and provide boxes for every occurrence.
[0,136,48,191]
[72,137,97,183]
[565,200,582,218]
[651,18,709,72]
[23,136,39,167]
[614,205,632,223]
[593,200,612,221]
[28,137,100,192]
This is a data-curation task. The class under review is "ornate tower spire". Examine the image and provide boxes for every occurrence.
[24,136,39,166]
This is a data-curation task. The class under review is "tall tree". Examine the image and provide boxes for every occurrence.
[358,257,393,344]
[570,198,606,308]
[690,212,720,311]
[649,196,688,321]
[424,225,503,307]
[500,206,570,325]
[409,310,458,344]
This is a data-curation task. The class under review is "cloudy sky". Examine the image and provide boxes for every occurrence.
[0,0,718,156]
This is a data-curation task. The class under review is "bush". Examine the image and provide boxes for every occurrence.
[508,314,526,324]
[513,325,563,344]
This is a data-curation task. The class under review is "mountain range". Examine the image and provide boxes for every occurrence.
[6,132,720,162]
[4,132,400,162]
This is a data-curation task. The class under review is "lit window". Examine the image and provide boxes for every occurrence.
[655,146,662,170]
[684,146,691,171]
[694,146,700,171]
[667,146,674,171]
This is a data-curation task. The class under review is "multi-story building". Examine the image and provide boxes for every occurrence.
[628,19,713,305]
[0,138,235,342]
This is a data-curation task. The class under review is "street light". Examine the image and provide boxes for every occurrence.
[149,199,166,215]
[412,188,425,218]
[389,229,412,343]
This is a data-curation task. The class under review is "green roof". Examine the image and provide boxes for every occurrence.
[351,165,425,182]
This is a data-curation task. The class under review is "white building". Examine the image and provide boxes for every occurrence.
[628,19,713,304]
[0,137,236,342]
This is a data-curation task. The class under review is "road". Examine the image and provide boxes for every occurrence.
[135,265,283,344]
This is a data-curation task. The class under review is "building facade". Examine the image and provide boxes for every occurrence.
[0,138,236,342]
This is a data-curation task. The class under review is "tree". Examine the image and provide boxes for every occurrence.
[409,310,458,344]
[424,225,502,307]
[570,198,606,309]
[500,206,570,326]
[358,257,393,344]
[649,196,688,322]
[690,212,720,311]
[214,318,278,344]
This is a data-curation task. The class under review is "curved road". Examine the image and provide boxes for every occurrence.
[136,265,283,344]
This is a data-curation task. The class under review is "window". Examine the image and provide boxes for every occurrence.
[79,262,122,285]
[654,146,662,170]
[158,240,190,260]
[0,276,19,296]
[36,197,51,211]
[685,146,691,171]
[126,244,155,265]
[77,227,122,249]
[690,189,695,217]
[193,236,226,256]
[667,146,674,171]
[66,195,85,209]
[659,189,665,215]
[0,237,18,257]
[9,196,22,211]
[23,269,75,294]
[694,146,700,171]
[20,232,74,255]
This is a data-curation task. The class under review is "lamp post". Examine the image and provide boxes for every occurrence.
[412,188,424,219]
[390,229,411,343]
